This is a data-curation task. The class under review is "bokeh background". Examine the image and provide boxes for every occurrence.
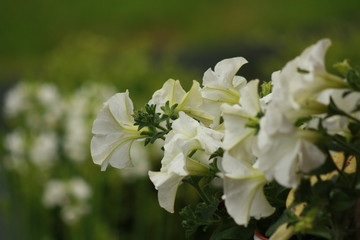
[1,0,360,239]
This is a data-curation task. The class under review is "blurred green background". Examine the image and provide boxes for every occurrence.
[0,0,360,239]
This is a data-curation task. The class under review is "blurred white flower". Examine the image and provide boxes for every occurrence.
[68,177,92,201]
[4,129,26,157]
[61,204,90,225]
[91,91,144,171]
[37,83,60,104]
[4,82,28,117]
[42,180,68,207]
[42,177,92,225]
[3,130,27,171]
[29,131,59,169]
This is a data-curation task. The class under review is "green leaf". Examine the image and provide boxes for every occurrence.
[295,116,313,127]
[330,189,356,212]
[179,196,221,238]
[349,122,360,136]
[346,65,360,91]
[306,228,332,239]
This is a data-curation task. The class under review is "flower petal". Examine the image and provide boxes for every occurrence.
[148,171,184,213]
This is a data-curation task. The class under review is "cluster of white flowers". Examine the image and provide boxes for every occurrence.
[91,39,360,229]
[3,82,115,171]
[4,82,63,171]
[3,81,153,225]
[42,177,92,225]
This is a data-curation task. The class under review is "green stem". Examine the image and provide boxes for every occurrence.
[353,155,360,189]
[331,136,360,156]
[186,177,210,204]
[340,110,360,125]
[156,124,167,132]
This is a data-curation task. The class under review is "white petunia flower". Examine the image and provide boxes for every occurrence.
[149,140,209,213]
[221,152,274,226]
[271,39,348,121]
[169,112,224,154]
[202,57,248,105]
[91,91,144,171]
[149,79,186,111]
[221,79,262,161]
[149,112,223,213]
[257,106,326,188]
[201,57,248,125]
[149,79,214,125]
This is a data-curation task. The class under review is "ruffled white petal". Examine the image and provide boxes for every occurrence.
[257,107,325,188]
[149,79,186,112]
[91,92,142,171]
[202,57,248,105]
[221,153,274,226]
[148,171,184,213]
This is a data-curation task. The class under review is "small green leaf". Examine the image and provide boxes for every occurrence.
[330,189,356,212]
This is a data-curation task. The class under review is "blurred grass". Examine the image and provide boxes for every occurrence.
[1,0,360,81]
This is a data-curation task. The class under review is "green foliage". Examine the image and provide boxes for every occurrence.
[180,175,256,240]
[133,101,178,145]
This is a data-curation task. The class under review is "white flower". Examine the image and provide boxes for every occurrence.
[220,152,274,226]
[61,204,90,225]
[149,140,209,213]
[221,79,261,161]
[68,177,92,201]
[91,91,144,171]
[149,112,223,213]
[29,131,59,169]
[64,83,115,162]
[305,89,360,137]
[271,39,347,121]
[37,83,60,107]
[43,177,92,224]
[4,129,26,158]
[317,88,360,117]
[42,180,68,207]
[202,57,248,105]
[169,112,224,154]
[4,82,28,117]
[257,106,326,188]
[149,79,214,124]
